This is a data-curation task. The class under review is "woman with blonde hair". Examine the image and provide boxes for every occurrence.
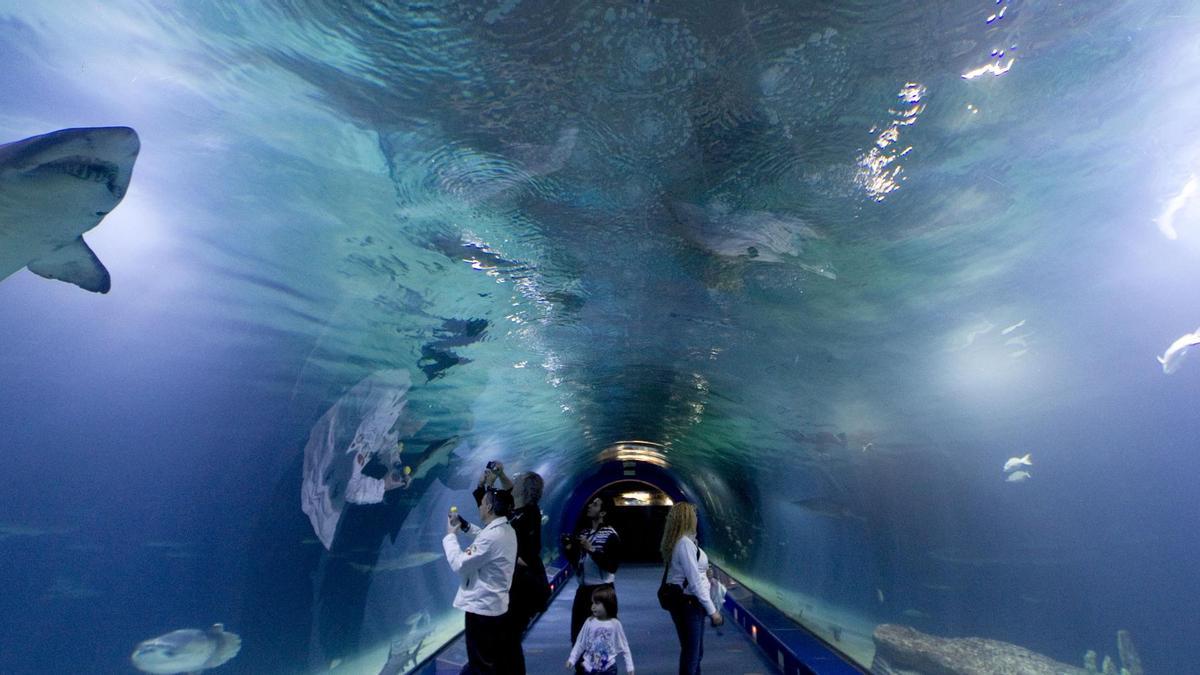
[658,502,723,675]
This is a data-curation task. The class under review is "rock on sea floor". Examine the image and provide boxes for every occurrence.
[870,624,1089,675]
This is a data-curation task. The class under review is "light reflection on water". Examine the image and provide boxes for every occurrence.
[1,0,1199,673]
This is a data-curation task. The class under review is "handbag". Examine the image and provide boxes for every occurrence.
[657,566,685,610]
[657,545,702,611]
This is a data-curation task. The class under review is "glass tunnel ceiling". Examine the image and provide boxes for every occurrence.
[2,0,1200,673]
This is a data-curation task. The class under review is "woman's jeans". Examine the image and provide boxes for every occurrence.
[668,601,707,675]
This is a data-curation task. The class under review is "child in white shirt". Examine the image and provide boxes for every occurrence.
[566,586,634,675]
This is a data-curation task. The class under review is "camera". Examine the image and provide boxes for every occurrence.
[559,533,574,547]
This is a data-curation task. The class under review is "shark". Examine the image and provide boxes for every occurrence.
[1158,328,1200,375]
[0,126,140,293]
[669,200,822,264]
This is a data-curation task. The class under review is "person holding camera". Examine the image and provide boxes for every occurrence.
[563,495,622,647]
[444,487,518,674]
[659,502,723,675]
[460,460,549,674]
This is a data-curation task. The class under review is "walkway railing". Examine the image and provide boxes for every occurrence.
[709,564,865,675]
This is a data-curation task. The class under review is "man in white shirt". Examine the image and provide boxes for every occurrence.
[444,487,518,674]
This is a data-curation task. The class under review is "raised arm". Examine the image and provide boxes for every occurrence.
[494,461,515,491]
[443,526,492,576]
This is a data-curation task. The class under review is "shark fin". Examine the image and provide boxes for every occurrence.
[26,236,111,293]
[203,624,241,668]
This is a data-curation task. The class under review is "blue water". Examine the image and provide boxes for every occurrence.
[2,1,1200,673]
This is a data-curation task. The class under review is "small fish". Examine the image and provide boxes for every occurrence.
[1000,319,1026,335]
[1157,175,1197,240]
[383,611,433,673]
[1003,454,1032,472]
[876,588,885,603]
[409,436,460,480]
[131,624,240,674]
[1157,328,1200,375]
[901,608,930,619]
[1006,470,1031,482]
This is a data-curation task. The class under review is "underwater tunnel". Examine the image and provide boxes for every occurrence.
[1,2,1198,674]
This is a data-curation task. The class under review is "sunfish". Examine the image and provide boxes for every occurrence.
[131,624,240,674]
[1157,328,1200,375]
[0,127,140,293]
[1003,453,1032,472]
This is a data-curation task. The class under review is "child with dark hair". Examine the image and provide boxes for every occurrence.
[566,586,634,675]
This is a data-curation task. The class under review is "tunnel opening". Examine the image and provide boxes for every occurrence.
[571,480,674,563]
[553,452,700,567]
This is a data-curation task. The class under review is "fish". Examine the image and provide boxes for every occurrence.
[1157,328,1200,374]
[1006,470,1031,482]
[380,612,433,675]
[0,523,73,540]
[953,320,994,350]
[131,624,241,674]
[788,496,866,521]
[348,551,442,573]
[428,318,489,349]
[876,588,885,603]
[0,127,140,293]
[669,201,822,263]
[1003,454,1032,472]
[927,545,1078,567]
[1157,174,1197,240]
[42,577,102,601]
[418,344,471,381]
[1000,319,1026,335]
[410,436,460,480]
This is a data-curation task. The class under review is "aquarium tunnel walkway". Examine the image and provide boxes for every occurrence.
[410,459,863,675]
